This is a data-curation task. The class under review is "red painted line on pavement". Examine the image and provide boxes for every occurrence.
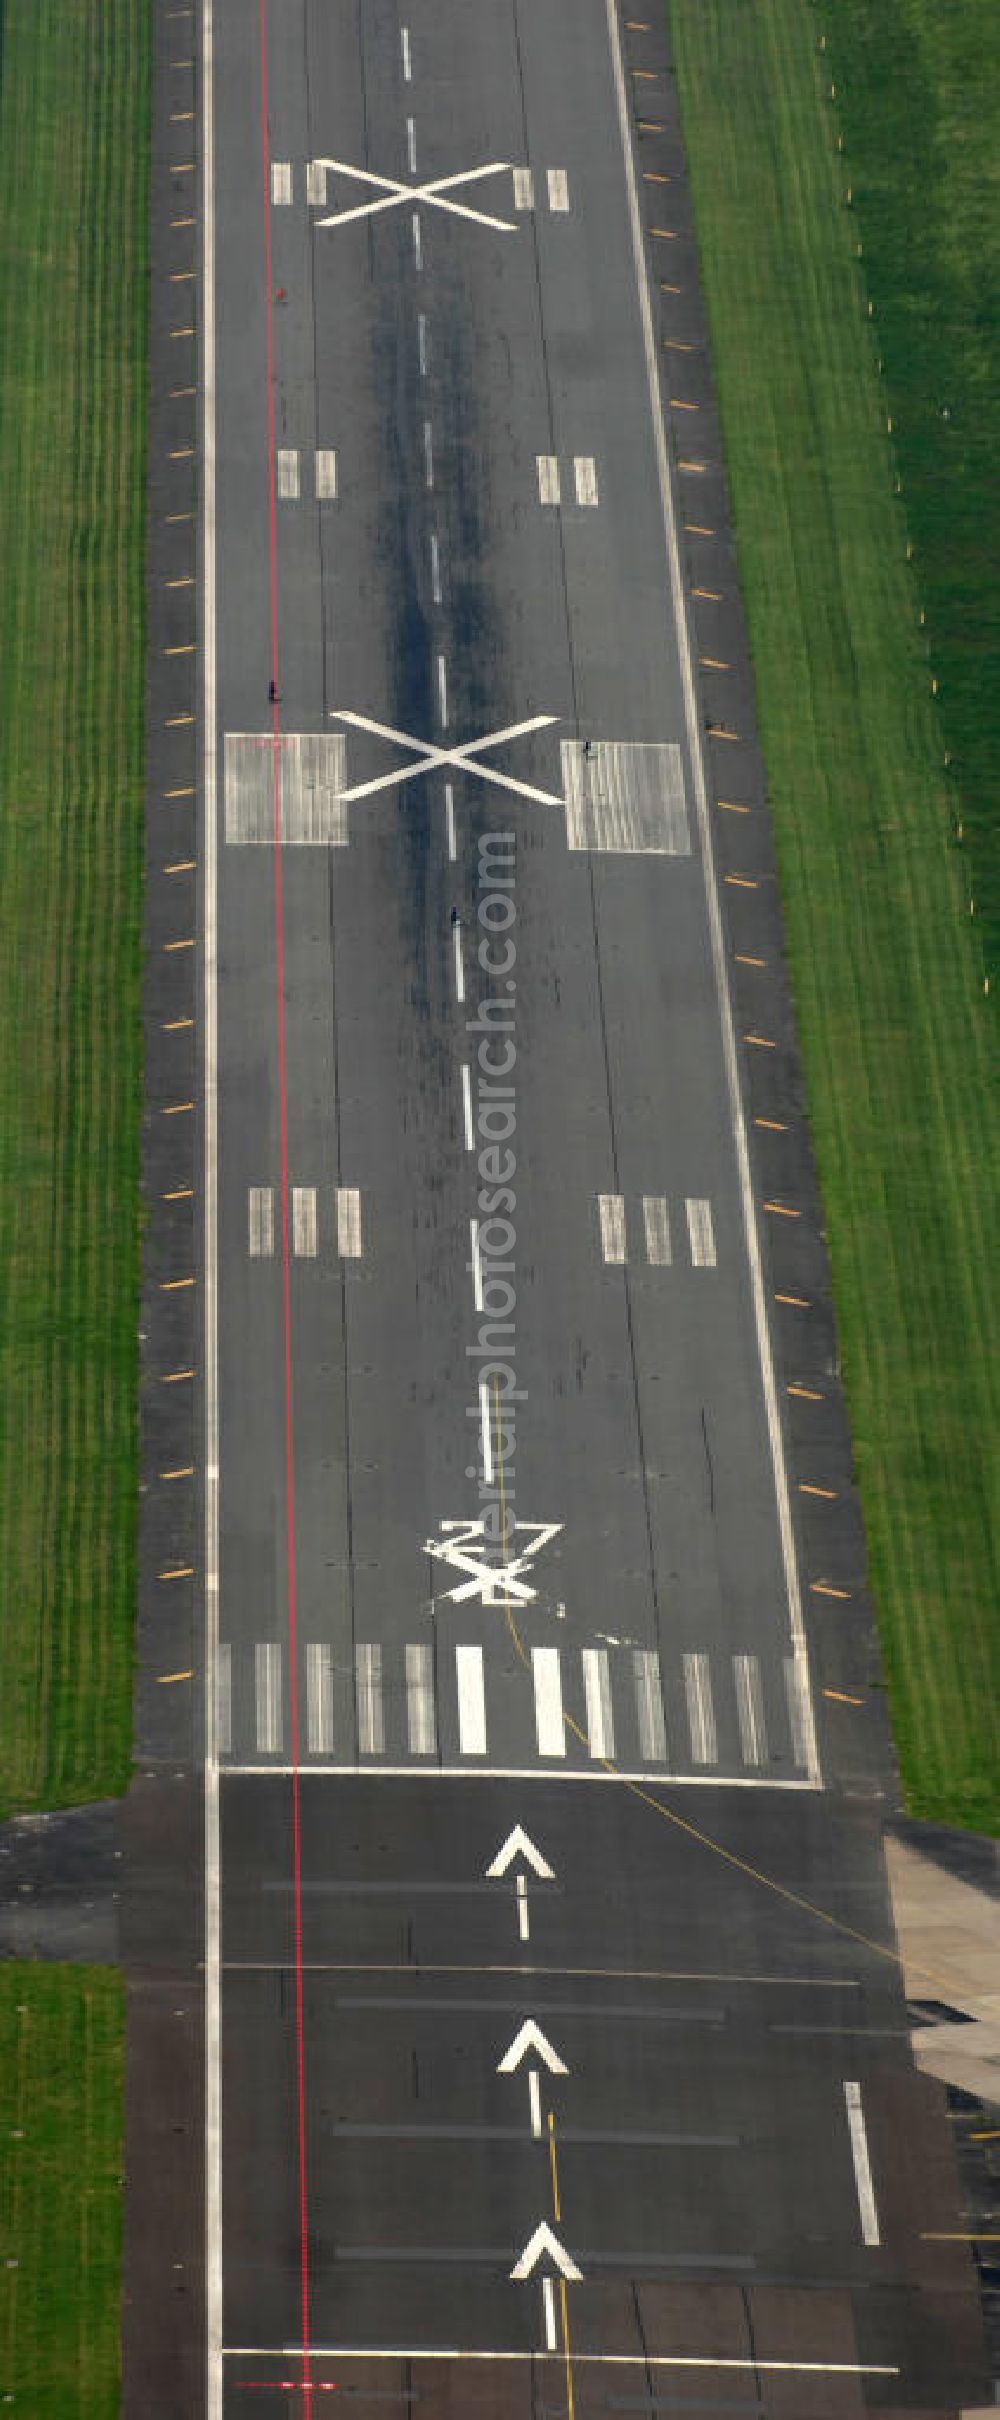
[257,4,313,2409]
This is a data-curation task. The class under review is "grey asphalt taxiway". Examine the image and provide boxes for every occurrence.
[139,0,994,2410]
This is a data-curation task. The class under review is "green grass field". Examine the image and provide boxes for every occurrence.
[0,0,148,1815]
[0,1965,125,2415]
[667,0,1000,1826]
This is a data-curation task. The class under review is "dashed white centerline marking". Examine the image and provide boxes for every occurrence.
[336,1186,363,1258]
[598,1193,627,1263]
[461,1063,474,1149]
[582,1646,614,1761]
[513,166,534,211]
[255,1642,283,1754]
[406,1642,437,1755]
[417,313,428,376]
[277,448,300,499]
[452,913,465,1001]
[306,1642,334,1755]
[401,24,412,79]
[248,1186,274,1258]
[642,1195,671,1265]
[271,160,292,205]
[470,1218,484,1311]
[574,454,599,507]
[445,782,456,859]
[532,1646,566,1758]
[537,453,561,505]
[547,168,570,212]
[528,2068,543,2139]
[456,1643,487,1755]
[541,2276,557,2350]
[406,116,417,175]
[844,2081,880,2245]
[516,1871,530,1941]
[686,1196,717,1267]
[315,448,338,500]
[480,1382,494,1484]
[683,1652,718,1765]
[423,419,434,489]
[412,210,422,269]
[430,531,442,603]
[436,653,449,728]
[291,1186,317,1258]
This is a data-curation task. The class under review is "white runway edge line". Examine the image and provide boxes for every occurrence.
[844,2080,881,2245]
[603,0,820,1786]
[216,1642,232,1756]
[202,0,222,2394]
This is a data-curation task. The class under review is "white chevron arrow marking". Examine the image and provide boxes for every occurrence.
[510,2220,582,2282]
[485,1826,554,1881]
[498,2021,568,2076]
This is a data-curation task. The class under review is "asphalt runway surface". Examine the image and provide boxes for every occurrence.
[129,0,993,2411]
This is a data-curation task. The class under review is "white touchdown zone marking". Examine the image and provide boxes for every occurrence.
[315,448,338,499]
[844,2081,880,2245]
[306,159,327,208]
[633,1648,667,1763]
[461,1063,474,1150]
[291,1186,317,1258]
[277,447,300,499]
[734,1652,767,1766]
[456,1643,487,1755]
[248,1186,274,1258]
[536,453,561,505]
[336,1186,363,1258]
[574,454,599,507]
[686,1196,717,1268]
[452,914,465,1002]
[512,166,534,211]
[598,1193,627,1263]
[356,1643,384,1756]
[270,160,292,205]
[532,1646,566,1758]
[547,168,570,212]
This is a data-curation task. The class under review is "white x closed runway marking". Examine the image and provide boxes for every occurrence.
[425,1519,564,1606]
[314,157,517,234]
[330,708,565,810]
